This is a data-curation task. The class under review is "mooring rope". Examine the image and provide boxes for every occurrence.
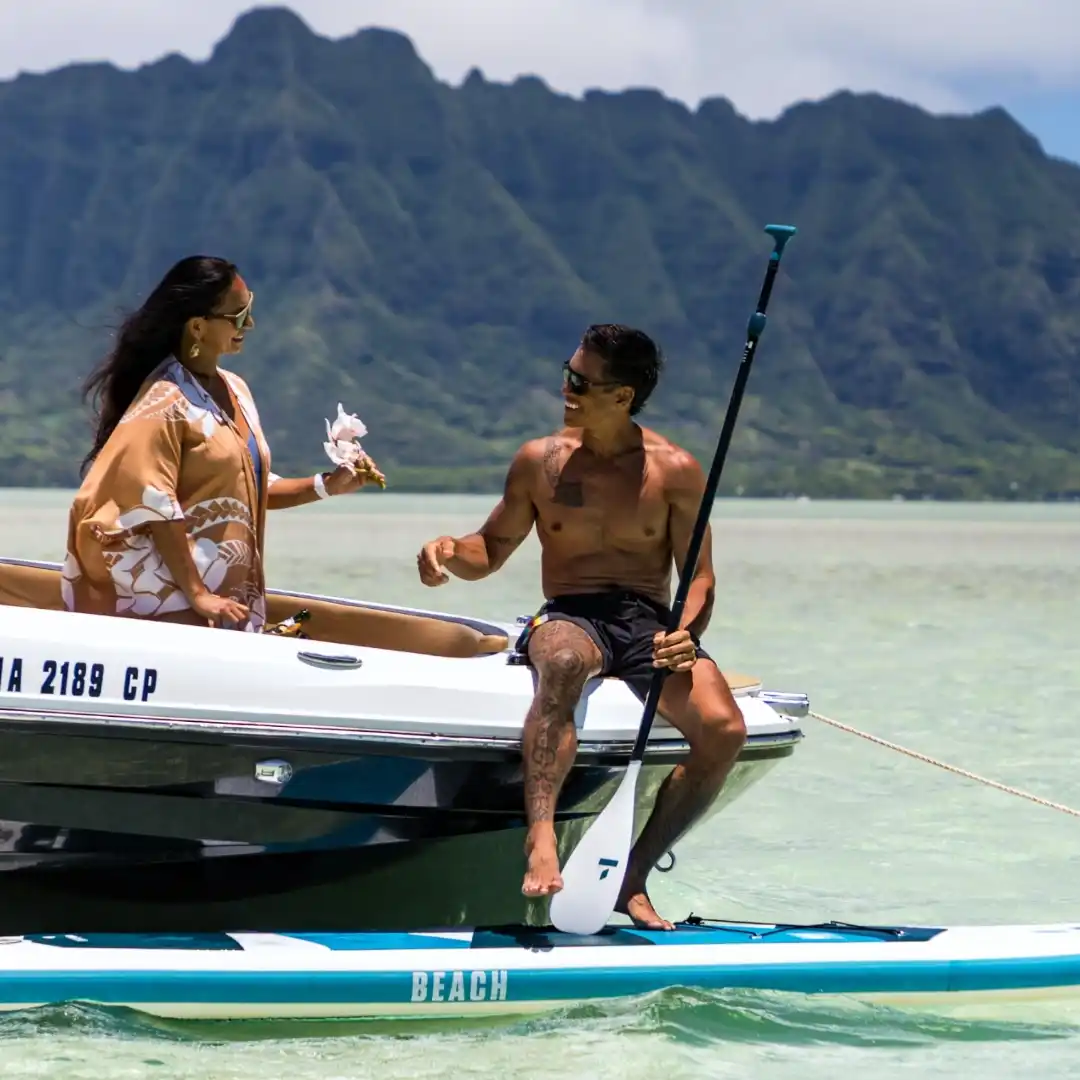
[808,710,1080,819]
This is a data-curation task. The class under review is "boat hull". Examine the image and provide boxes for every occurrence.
[0,556,806,934]
[4,918,1080,1023]
[0,717,797,935]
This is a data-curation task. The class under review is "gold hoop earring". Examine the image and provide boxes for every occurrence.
[190,343,200,359]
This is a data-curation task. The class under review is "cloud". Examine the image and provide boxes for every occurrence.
[2,0,1078,120]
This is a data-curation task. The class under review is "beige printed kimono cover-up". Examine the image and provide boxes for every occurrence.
[63,359,277,632]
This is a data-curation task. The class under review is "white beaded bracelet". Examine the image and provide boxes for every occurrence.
[313,472,330,500]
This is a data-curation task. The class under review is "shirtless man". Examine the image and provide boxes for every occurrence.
[416,324,746,930]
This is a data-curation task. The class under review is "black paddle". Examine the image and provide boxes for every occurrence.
[548,223,798,935]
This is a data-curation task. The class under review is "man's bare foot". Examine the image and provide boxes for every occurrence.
[522,830,563,898]
[616,886,675,930]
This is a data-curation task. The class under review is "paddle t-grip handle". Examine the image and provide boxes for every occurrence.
[747,224,797,340]
[765,223,797,255]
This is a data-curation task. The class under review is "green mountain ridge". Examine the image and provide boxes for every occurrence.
[1,5,1078,499]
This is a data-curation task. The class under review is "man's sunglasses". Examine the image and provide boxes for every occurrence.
[562,360,621,396]
[209,291,255,331]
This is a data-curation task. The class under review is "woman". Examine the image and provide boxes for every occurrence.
[62,255,383,632]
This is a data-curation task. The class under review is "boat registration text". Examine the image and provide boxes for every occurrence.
[0,656,158,702]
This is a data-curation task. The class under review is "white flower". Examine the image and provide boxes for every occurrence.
[327,402,367,443]
[323,402,372,470]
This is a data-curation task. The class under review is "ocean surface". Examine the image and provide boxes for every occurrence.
[1,490,1079,1078]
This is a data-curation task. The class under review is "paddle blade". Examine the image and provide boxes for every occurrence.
[548,760,642,936]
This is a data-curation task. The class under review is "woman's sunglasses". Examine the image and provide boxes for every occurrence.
[562,360,621,396]
[210,291,255,331]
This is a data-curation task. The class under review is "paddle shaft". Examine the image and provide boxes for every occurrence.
[630,225,796,761]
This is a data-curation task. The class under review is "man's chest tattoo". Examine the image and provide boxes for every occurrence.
[543,439,585,507]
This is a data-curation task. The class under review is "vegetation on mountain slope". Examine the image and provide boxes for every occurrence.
[1,7,1078,498]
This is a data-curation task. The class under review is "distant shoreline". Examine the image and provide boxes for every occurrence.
[2,487,1078,507]
[4,465,1077,503]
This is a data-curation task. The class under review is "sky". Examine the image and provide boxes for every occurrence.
[3,0,1079,163]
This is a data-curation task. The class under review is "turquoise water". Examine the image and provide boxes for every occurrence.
[1,491,1079,1077]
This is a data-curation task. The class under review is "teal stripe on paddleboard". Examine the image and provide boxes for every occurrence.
[4,953,1080,1006]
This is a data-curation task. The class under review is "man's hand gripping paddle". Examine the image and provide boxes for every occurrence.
[547,223,798,936]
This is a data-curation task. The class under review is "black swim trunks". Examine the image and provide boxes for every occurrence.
[513,589,712,701]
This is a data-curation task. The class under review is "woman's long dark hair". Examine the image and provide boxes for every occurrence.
[81,255,238,474]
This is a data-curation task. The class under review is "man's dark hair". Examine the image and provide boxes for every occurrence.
[580,323,664,416]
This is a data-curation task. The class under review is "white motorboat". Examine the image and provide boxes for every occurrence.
[0,555,807,934]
